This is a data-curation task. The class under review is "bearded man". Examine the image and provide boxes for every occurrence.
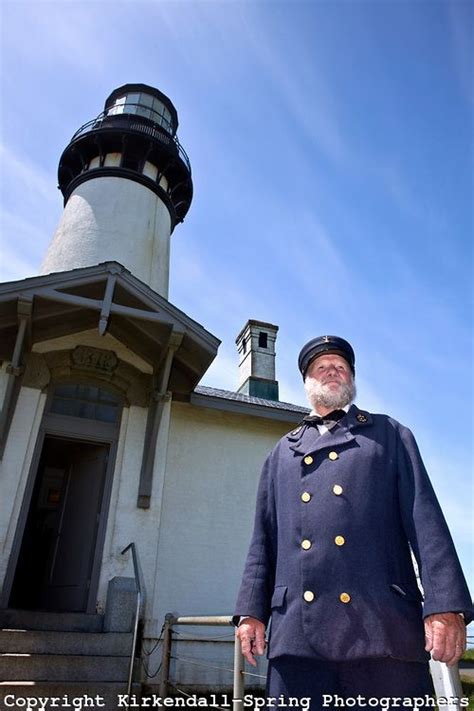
[234,336,472,710]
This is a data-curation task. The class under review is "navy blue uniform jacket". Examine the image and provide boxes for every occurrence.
[234,405,472,662]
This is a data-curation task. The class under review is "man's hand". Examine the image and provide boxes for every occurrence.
[424,612,466,666]
[236,617,266,666]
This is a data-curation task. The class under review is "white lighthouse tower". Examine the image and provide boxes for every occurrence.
[41,84,193,298]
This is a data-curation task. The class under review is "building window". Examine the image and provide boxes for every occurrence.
[49,384,121,423]
[107,92,173,133]
[242,338,247,354]
[259,332,268,348]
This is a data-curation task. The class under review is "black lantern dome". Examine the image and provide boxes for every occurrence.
[57,84,193,228]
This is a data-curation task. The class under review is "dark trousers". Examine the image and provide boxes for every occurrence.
[266,656,434,711]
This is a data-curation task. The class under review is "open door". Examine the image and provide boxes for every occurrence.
[10,436,109,612]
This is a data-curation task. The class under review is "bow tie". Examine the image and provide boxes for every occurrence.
[303,409,347,428]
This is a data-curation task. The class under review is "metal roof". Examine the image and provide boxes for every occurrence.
[191,385,309,422]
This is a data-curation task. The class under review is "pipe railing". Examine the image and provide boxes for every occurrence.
[121,543,146,702]
[159,614,246,711]
[158,613,469,708]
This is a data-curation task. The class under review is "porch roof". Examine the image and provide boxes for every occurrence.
[0,261,220,394]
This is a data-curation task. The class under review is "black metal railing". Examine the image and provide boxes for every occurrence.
[70,106,191,172]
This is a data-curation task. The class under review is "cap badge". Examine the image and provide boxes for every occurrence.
[356,413,368,423]
[323,336,330,342]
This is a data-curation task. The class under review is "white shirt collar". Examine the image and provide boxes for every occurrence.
[310,403,352,417]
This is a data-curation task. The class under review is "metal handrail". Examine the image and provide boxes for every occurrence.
[159,614,245,711]
[69,106,191,172]
[121,542,146,702]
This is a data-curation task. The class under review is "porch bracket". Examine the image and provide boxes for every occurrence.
[0,297,33,459]
[137,329,184,509]
[98,274,116,336]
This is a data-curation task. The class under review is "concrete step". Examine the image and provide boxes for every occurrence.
[0,682,141,711]
[0,653,129,682]
[0,629,132,655]
[0,609,104,632]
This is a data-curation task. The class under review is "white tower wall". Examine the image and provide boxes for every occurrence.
[41,176,172,297]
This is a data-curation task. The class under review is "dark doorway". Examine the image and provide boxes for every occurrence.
[10,436,109,612]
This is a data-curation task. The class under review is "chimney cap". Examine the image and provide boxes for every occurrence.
[235,319,279,344]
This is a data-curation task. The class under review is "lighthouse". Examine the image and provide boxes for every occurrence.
[0,83,308,704]
[41,84,193,298]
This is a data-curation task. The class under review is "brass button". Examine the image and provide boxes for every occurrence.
[335,535,345,546]
[340,592,351,603]
[304,455,314,465]
[328,451,338,461]
[301,491,311,503]
[333,484,343,496]
[301,539,312,550]
[303,590,315,603]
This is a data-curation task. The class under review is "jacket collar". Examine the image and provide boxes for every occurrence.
[287,404,373,456]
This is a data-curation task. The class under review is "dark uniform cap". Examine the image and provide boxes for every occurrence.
[298,335,355,378]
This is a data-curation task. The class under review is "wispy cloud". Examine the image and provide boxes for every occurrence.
[0,144,60,280]
[446,0,474,107]
[375,159,448,233]
[154,1,350,172]
[0,212,46,280]
[241,13,350,170]
[0,242,39,283]
[0,144,57,207]
[1,2,108,74]
[200,350,238,392]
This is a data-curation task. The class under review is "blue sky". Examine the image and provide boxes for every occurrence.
[1,1,472,588]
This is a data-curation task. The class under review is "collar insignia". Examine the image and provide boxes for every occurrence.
[356,413,368,423]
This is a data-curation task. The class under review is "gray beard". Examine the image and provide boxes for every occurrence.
[304,376,356,412]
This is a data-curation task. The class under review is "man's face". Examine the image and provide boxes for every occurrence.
[306,354,352,387]
[304,353,355,412]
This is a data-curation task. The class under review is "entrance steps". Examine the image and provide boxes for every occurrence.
[0,609,104,632]
[0,610,140,710]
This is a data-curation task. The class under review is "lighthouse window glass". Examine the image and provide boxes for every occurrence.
[108,93,140,116]
[108,95,126,116]
[125,93,140,114]
[136,93,154,120]
[107,93,173,133]
[150,98,172,132]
